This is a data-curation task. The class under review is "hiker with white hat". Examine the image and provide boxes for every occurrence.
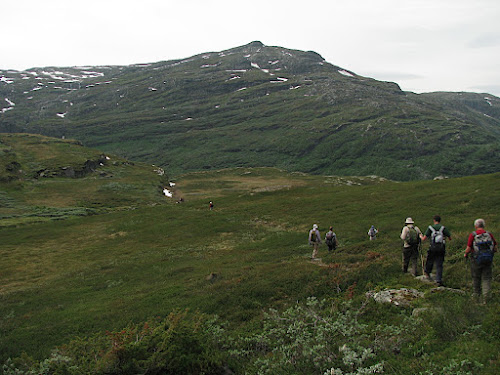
[308,224,322,260]
[400,217,422,276]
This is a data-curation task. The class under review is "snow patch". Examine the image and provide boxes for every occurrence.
[270,77,288,83]
[236,87,247,92]
[5,98,15,106]
[485,97,493,106]
[0,76,14,84]
[56,113,67,118]
[163,189,173,198]
[338,69,355,77]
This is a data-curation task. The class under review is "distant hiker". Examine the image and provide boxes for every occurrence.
[420,215,452,287]
[464,219,497,303]
[400,217,422,276]
[325,226,338,252]
[309,224,322,259]
[368,225,378,241]
[209,201,214,210]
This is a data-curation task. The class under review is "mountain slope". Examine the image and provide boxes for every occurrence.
[1,41,500,180]
[1,166,500,372]
[0,133,170,226]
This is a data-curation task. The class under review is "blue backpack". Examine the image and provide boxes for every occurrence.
[472,231,495,265]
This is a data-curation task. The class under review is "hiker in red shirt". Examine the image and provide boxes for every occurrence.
[464,218,497,303]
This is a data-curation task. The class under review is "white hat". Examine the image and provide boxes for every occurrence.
[405,217,414,224]
[313,224,318,229]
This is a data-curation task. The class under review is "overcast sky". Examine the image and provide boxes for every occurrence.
[3,0,500,96]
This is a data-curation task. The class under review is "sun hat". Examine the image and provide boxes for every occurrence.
[313,224,318,229]
[405,217,414,224]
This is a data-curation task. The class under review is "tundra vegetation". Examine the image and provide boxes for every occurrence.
[1,135,500,374]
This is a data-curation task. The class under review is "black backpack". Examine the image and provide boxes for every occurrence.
[326,232,336,246]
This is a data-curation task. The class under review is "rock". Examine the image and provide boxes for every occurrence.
[367,288,424,307]
[430,286,466,295]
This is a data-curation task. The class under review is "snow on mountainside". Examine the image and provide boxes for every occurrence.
[1,41,500,181]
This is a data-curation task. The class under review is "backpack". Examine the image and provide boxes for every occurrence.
[472,231,495,265]
[429,226,445,253]
[310,230,317,242]
[369,227,376,237]
[326,232,336,246]
[406,227,420,246]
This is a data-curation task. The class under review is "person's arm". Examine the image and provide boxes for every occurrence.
[489,233,498,252]
[317,230,322,244]
[420,226,430,241]
[444,227,452,241]
[400,227,408,241]
[465,233,474,257]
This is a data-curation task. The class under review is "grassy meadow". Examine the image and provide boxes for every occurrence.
[1,162,500,373]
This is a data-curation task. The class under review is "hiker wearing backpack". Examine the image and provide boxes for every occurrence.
[368,225,378,241]
[400,217,422,276]
[325,226,338,252]
[464,219,497,303]
[309,224,322,259]
[420,215,452,287]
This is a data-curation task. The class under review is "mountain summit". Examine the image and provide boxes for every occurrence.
[1,42,500,180]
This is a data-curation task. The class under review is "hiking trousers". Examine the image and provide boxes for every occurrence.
[403,245,419,276]
[469,259,492,302]
[311,242,320,259]
[425,249,445,284]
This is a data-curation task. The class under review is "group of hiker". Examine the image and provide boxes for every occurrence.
[308,215,498,304]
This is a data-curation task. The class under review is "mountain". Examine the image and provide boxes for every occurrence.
[1,41,500,180]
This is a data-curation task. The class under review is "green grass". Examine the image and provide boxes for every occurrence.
[1,164,500,373]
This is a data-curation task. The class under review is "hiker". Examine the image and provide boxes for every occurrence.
[309,224,322,259]
[325,226,338,252]
[420,215,452,287]
[400,217,422,276]
[368,225,378,240]
[209,201,214,210]
[464,219,497,303]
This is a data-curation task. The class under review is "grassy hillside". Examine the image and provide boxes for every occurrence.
[1,163,500,373]
[0,133,169,226]
[2,42,500,181]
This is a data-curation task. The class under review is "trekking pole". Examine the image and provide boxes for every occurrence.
[420,242,425,275]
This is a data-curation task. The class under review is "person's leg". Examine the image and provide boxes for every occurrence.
[481,264,493,303]
[434,253,445,285]
[402,247,411,272]
[312,243,319,259]
[424,251,434,279]
[470,260,481,301]
[410,246,419,276]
